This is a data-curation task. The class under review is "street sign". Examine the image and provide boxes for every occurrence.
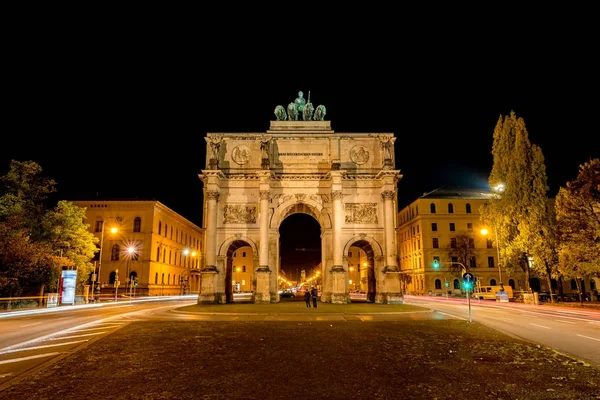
[462,272,474,282]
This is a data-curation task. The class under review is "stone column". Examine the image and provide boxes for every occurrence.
[382,190,398,271]
[332,190,344,270]
[204,190,219,271]
[258,190,270,271]
[330,189,347,304]
[380,190,402,304]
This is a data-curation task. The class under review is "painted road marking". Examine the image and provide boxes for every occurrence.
[576,334,600,342]
[0,352,60,365]
[530,323,551,329]
[0,340,89,354]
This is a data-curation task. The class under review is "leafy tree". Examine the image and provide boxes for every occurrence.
[0,160,97,298]
[481,111,554,293]
[445,232,475,275]
[555,158,600,301]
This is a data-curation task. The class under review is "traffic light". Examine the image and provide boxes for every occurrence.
[432,259,440,269]
[445,280,449,287]
[134,278,138,287]
[464,281,473,290]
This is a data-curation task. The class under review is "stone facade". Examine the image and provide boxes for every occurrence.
[397,186,526,296]
[198,120,403,304]
[72,200,204,297]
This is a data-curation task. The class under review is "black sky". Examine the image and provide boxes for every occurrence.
[3,18,598,231]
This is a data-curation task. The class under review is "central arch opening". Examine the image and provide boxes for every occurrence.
[278,213,322,299]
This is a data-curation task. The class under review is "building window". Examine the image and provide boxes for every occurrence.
[242,265,246,272]
[170,227,173,239]
[243,251,246,257]
[158,221,162,235]
[432,238,439,248]
[449,223,455,232]
[453,279,460,289]
[486,239,493,249]
[163,249,166,263]
[450,238,457,248]
[451,256,458,264]
[95,221,103,233]
[488,257,495,268]
[430,203,436,214]
[156,248,160,262]
[431,223,437,232]
[133,217,141,232]
[111,244,120,261]
[509,279,515,289]
[448,203,454,214]
[435,279,442,289]
[468,238,475,248]
[469,256,476,268]
[466,203,472,214]
[155,273,158,284]
[467,223,473,231]
[348,251,352,257]
[109,271,116,284]
[490,279,497,286]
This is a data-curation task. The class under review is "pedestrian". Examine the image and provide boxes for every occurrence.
[311,287,318,308]
[304,289,311,308]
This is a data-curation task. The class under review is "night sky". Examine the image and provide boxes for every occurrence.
[3,23,598,272]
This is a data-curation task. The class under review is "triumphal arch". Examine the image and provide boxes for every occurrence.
[198,92,403,304]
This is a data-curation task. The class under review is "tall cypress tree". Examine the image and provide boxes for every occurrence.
[482,111,553,293]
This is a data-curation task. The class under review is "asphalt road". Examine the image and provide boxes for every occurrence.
[403,295,600,365]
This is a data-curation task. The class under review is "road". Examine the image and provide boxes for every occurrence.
[2,294,599,390]
[0,296,196,386]
[404,295,600,365]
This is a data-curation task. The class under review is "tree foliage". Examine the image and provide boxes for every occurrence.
[0,160,98,297]
[481,111,555,290]
[555,158,600,285]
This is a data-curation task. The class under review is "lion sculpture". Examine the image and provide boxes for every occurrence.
[274,105,287,121]
[302,102,314,121]
[287,102,298,121]
[313,104,326,121]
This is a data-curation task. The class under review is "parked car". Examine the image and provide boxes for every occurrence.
[280,291,295,298]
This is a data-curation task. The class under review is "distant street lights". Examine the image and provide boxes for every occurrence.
[182,248,197,294]
[93,217,120,301]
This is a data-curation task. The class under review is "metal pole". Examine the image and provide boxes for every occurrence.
[467,287,472,323]
[494,224,502,285]
[95,222,105,301]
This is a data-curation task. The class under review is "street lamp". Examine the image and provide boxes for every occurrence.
[126,246,137,299]
[182,248,198,295]
[93,217,120,301]
[481,226,502,286]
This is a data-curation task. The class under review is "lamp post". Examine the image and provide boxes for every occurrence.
[94,218,119,302]
[126,246,137,299]
[182,248,197,295]
[481,226,503,286]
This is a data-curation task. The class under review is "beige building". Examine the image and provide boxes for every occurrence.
[231,246,253,292]
[72,200,204,297]
[347,246,368,292]
[397,186,526,296]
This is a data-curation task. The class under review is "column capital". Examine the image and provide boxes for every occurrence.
[206,190,220,201]
[381,190,395,200]
[259,190,270,200]
[331,190,344,201]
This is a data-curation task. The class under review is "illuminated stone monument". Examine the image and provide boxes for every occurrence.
[198,92,403,304]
